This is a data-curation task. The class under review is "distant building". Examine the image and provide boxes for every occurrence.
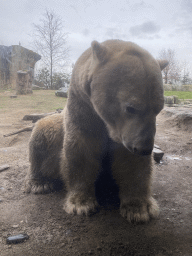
[0,45,41,89]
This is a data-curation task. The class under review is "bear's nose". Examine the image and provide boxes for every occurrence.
[123,139,153,156]
[133,147,153,156]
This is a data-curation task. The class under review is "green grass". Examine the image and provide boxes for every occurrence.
[164,91,192,100]
[0,90,67,112]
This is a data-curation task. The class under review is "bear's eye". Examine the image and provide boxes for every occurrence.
[126,106,136,114]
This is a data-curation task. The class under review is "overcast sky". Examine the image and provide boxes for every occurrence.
[1,0,192,73]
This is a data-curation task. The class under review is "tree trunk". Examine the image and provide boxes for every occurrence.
[165,73,168,84]
[51,54,53,89]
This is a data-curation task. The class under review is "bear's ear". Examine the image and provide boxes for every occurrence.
[91,41,108,64]
[157,60,169,71]
[88,41,108,85]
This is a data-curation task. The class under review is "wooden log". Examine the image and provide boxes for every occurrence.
[22,112,56,123]
[3,110,63,137]
[3,126,34,137]
[0,164,10,172]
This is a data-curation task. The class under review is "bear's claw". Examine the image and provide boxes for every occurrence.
[24,179,54,194]
[63,193,98,215]
[120,197,159,223]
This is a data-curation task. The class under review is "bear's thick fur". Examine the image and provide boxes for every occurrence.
[25,113,64,193]
[25,40,168,223]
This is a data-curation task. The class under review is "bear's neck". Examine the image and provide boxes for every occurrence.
[67,87,108,140]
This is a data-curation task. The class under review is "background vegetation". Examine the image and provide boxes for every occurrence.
[164,91,192,100]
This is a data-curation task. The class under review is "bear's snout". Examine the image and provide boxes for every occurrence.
[123,139,154,156]
[133,147,153,156]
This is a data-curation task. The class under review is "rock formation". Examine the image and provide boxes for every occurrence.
[0,45,41,93]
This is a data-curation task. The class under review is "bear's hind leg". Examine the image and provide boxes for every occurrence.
[24,114,64,194]
[25,152,62,194]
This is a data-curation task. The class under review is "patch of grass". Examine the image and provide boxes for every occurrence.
[0,90,67,113]
[164,91,192,100]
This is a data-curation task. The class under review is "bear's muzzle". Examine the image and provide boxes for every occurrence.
[123,139,154,156]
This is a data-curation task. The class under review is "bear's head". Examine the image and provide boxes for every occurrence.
[87,40,168,156]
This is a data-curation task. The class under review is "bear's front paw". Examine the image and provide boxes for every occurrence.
[63,192,98,215]
[120,197,159,223]
[24,177,54,194]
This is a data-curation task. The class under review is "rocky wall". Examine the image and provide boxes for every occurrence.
[0,45,41,90]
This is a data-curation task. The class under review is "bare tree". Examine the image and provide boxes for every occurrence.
[32,10,69,89]
[159,48,180,84]
[181,61,191,85]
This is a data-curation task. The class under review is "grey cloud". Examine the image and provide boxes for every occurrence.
[131,1,154,12]
[129,21,160,37]
[148,34,161,40]
[24,0,37,14]
[174,21,192,37]
[105,27,127,39]
[69,5,79,15]
[182,0,192,12]
[105,28,118,38]
[82,29,90,36]
[172,3,192,37]
[120,1,154,14]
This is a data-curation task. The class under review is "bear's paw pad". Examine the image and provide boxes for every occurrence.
[120,197,159,223]
[63,194,98,215]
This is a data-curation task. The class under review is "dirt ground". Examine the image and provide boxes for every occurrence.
[0,105,192,256]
